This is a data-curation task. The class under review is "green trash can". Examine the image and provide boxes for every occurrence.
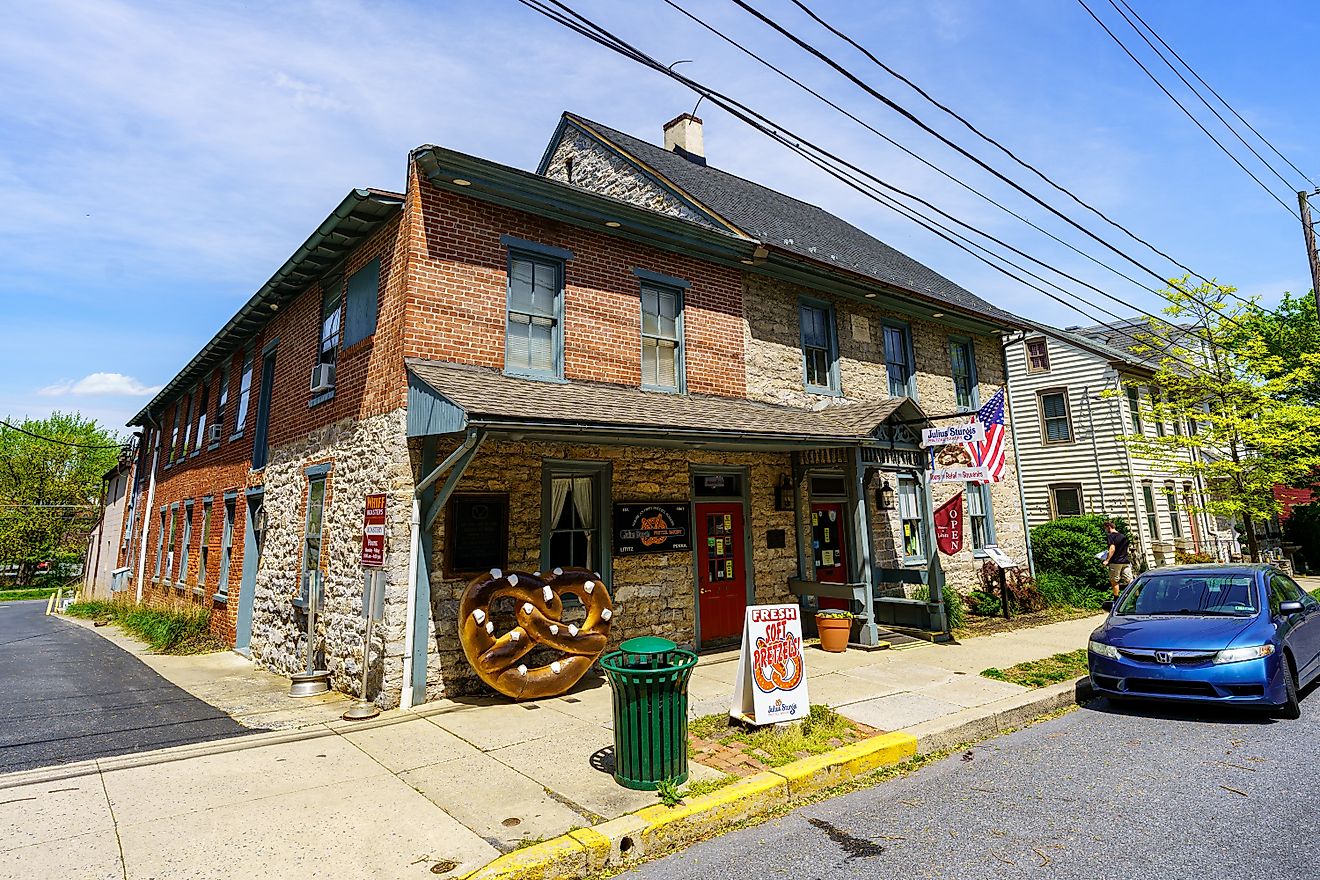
[600,636,698,791]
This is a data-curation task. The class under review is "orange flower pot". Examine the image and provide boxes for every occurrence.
[816,614,852,653]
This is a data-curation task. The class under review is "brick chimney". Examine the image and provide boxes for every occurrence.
[663,113,705,165]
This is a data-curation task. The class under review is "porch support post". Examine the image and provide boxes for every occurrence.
[791,453,809,582]
[848,447,879,647]
[920,467,949,633]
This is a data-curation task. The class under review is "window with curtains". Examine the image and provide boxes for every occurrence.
[541,464,610,582]
[949,338,977,411]
[641,282,683,391]
[799,299,838,394]
[884,321,915,397]
[319,282,342,368]
[966,482,994,550]
[1025,337,1050,372]
[1143,482,1160,541]
[232,350,253,438]
[1126,385,1143,433]
[1039,391,1072,443]
[898,477,925,561]
[211,363,228,447]
[506,252,563,377]
[194,381,209,456]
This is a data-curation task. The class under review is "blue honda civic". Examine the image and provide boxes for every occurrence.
[1087,564,1320,718]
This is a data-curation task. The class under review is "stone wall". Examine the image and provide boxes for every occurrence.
[249,408,414,707]
[422,438,796,699]
[743,274,1028,597]
[543,126,716,228]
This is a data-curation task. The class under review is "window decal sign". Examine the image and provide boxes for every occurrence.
[613,502,691,555]
[730,604,810,725]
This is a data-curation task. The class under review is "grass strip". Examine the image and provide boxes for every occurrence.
[689,704,861,768]
[0,587,61,601]
[66,599,225,654]
[982,648,1089,688]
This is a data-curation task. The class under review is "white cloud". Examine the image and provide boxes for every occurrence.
[39,372,162,397]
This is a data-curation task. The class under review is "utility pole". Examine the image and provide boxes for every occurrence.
[1298,189,1320,315]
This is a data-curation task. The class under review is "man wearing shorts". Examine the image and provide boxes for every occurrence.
[1103,521,1132,597]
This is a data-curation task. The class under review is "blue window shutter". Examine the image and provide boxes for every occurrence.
[343,258,381,347]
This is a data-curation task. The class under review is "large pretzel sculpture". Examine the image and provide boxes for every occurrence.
[458,567,614,699]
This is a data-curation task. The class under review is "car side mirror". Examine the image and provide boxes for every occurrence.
[1101,600,1114,612]
[1279,600,1304,615]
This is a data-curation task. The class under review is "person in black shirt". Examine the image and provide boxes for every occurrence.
[1103,521,1132,597]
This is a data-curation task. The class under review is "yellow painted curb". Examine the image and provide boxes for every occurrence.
[567,827,612,874]
[635,770,789,852]
[768,731,917,799]
[457,833,587,880]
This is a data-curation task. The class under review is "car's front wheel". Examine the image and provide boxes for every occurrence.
[1277,654,1301,720]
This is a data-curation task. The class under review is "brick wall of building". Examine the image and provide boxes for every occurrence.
[403,164,747,398]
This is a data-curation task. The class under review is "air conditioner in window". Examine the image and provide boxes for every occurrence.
[310,363,336,393]
[208,424,223,443]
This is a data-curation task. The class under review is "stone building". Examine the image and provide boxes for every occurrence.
[112,111,1049,708]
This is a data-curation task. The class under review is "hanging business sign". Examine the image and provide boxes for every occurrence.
[730,604,810,725]
[921,422,985,447]
[361,493,388,569]
[612,502,691,555]
[934,492,964,556]
[928,443,993,485]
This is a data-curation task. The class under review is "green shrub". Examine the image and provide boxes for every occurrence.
[966,589,1002,617]
[1030,515,1132,594]
[1034,570,1107,610]
[912,584,965,631]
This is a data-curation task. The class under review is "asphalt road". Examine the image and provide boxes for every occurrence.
[0,599,249,773]
[624,689,1320,880]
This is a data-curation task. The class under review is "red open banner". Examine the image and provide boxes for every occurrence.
[934,492,964,556]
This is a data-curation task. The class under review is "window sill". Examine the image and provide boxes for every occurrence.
[212,591,229,605]
[902,557,928,567]
[190,450,201,459]
[291,595,309,610]
[191,586,206,597]
[309,388,336,408]
[503,369,567,384]
[805,385,842,397]
[207,443,221,452]
[229,432,245,442]
[640,383,683,395]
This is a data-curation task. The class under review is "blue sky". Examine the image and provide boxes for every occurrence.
[3,0,1317,433]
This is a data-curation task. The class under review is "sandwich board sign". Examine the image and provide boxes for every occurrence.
[730,604,810,725]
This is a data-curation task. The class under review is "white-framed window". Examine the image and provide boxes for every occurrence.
[232,350,254,438]
[319,282,342,369]
[1142,483,1160,541]
[884,321,915,397]
[198,499,212,588]
[1126,385,1143,433]
[799,299,839,394]
[949,338,977,411]
[212,364,229,444]
[506,252,564,377]
[178,501,193,584]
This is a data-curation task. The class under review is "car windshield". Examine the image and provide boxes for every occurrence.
[1115,573,1258,617]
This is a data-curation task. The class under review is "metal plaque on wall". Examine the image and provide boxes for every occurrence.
[613,502,692,555]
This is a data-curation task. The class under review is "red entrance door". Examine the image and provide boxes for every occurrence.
[811,502,850,609]
[696,502,746,643]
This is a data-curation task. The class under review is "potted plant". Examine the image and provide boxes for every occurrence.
[815,609,853,653]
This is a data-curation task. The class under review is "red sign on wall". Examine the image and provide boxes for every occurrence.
[934,493,964,556]
[361,493,387,569]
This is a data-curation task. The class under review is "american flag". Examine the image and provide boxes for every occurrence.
[969,387,1007,483]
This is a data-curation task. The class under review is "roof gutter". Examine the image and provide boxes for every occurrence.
[128,188,403,426]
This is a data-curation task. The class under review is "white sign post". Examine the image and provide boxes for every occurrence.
[730,604,810,725]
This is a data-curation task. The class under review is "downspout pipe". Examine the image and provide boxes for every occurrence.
[134,416,161,602]
[1001,337,1036,577]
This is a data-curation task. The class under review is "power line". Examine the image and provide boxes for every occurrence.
[1107,0,1299,193]
[0,421,124,451]
[1115,0,1316,190]
[519,0,1211,373]
[730,0,1260,326]
[661,0,1204,341]
[1076,0,1301,221]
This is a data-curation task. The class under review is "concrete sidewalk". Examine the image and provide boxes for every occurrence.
[2,613,1102,879]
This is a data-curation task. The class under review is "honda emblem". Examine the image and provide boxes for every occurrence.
[1155,651,1172,664]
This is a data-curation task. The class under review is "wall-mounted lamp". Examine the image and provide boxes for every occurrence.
[774,474,793,511]
[875,478,896,511]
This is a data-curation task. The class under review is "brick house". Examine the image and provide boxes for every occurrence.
[112,111,1046,708]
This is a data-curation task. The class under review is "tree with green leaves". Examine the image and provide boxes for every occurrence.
[0,413,123,585]
[1122,279,1320,562]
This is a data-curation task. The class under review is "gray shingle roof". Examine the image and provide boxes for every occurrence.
[406,359,924,442]
[565,114,1023,325]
